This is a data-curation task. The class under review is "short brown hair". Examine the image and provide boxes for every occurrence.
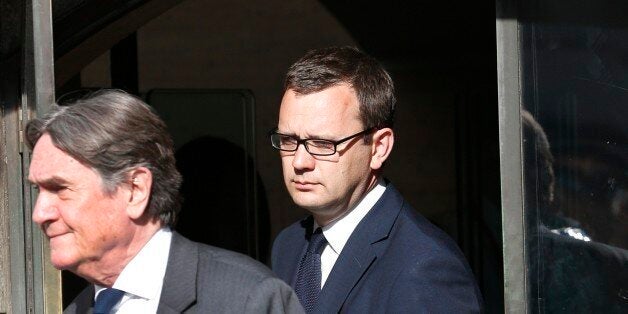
[26,90,182,226]
[284,46,396,128]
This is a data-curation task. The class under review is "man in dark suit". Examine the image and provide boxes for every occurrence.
[27,90,302,313]
[269,47,482,313]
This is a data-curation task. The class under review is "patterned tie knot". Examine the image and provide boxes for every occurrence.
[308,228,327,255]
[94,288,125,314]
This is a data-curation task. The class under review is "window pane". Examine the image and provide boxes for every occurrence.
[520,10,628,313]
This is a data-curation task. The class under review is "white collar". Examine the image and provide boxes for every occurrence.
[95,228,172,301]
[318,179,387,256]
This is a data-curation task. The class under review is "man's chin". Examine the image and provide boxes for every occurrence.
[291,194,325,211]
[49,253,78,271]
[293,199,335,216]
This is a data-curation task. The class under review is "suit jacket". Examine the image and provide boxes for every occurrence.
[272,183,482,313]
[64,232,304,313]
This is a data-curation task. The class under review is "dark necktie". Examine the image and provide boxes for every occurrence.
[294,227,328,313]
[93,288,125,314]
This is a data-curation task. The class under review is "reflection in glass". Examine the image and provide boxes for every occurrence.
[521,22,628,313]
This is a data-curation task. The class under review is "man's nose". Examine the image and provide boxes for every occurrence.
[291,144,315,170]
[32,193,57,226]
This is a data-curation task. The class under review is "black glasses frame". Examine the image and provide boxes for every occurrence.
[269,127,377,156]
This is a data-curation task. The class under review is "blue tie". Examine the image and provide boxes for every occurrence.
[294,227,327,313]
[93,288,125,314]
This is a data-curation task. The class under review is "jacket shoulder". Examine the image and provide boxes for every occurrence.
[191,242,303,313]
[196,242,275,279]
[273,220,304,248]
[271,218,309,264]
[63,284,94,314]
[378,204,483,311]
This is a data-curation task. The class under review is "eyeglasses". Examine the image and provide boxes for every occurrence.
[269,127,376,156]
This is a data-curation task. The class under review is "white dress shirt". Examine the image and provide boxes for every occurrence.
[317,179,387,288]
[94,228,172,313]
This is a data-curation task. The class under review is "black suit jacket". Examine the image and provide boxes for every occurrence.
[272,183,482,313]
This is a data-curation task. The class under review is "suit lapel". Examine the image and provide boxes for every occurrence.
[157,232,198,313]
[63,284,95,314]
[315,183,405,313]
[315,238,377,313]
[286,217,315,286]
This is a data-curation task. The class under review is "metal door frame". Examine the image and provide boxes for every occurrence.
[496,0,527,312]
[0,0,59,312]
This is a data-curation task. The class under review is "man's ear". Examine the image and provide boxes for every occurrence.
[126,167,152,220]
[370,127,394,170]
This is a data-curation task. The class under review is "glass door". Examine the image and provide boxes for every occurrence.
[497,0,628,312]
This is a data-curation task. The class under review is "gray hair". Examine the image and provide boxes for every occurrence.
[26,90,182,226]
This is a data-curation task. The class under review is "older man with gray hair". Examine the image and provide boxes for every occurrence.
[27,90,302,313]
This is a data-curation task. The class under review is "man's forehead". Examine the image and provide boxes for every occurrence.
[282,86,359,113]
[29,134,85,182]
[279,99,361,137]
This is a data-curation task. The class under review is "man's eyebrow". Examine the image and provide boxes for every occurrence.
[277,131,334,140]
[30,176,71,186]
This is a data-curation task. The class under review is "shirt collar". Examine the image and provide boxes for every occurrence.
[95,228,172,301]
[318,178,387,256]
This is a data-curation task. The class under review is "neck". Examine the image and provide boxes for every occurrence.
[314,175,380,227]
[76,221,163,287]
